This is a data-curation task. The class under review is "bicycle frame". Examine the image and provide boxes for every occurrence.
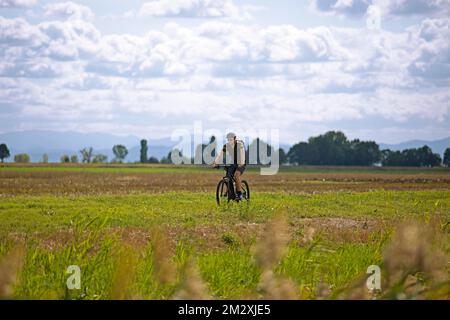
[215,165,249,204]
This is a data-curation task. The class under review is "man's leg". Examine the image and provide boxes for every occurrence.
[234,166,246,199]
[234,170,242,192]
[227,166,237,198]
[222,168,228,195]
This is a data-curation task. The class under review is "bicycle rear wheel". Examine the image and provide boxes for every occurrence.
[241,180,250,201]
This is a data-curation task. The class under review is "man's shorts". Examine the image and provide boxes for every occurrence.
[226,164,245,177]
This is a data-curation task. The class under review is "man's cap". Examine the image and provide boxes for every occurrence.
[226,132,236,139]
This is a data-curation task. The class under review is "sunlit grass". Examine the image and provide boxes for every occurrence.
[0,190,448,236]
[0,165,448,300]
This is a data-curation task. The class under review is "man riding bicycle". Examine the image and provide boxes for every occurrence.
[212,132,246,200]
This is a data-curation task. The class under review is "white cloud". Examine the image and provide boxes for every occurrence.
[310,0,450,18]
[2,13,448,87]
[44,1,95,21]
[0,0,36,8]
[407,18,450,83]
[310,0,371,17]
[0,15,100,78]
[38,20,101,60]
[138,0,240,18]
[374,0,450,18]
[363,88,450,122]
[1,4,450,142]
[0,16,47,47]
[0,60,63,78]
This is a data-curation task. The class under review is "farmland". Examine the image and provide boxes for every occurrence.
[0,164,449,299]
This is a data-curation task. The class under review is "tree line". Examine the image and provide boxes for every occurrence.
[0,144,130,164]
[286,131,446,167]
[1,131,450,167]
[189,132,447,167]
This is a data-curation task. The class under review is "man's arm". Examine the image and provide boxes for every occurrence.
[213,145,224,165]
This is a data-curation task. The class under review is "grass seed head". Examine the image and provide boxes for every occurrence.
[257,270,297,300]
[302,227,316,244]
[172,261,211,300]
[255,214,290,270]
[383,222,447,287]
[110,244,139,300]
[0,246,25,298]
[150,229,176,285]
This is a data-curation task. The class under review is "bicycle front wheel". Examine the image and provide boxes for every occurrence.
[216,179,229,205]
[241,180,250,201]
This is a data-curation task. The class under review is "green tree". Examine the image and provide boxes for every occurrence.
[140,139,148,163]
[415,145,441,167]
[246,138,287,165]
[169,148,190,164]
[41,153,49,163]
[80,147,93,163]
[60,154,70,163]
[0,143,10,163]
[162,149,189,164]
[112,145,128,163]
[419,145,441,167]
[287,132,381,166]
[381,149,395,165]
[308,131,350,165]
[14,153,30,163]
[444,148,450,167]
[160,155,171,164]
[287,142,309,165]
[382,145,441,167]
[70,155,79,163]
[278,148,288,165]
[349,140,381,166]
[148,156,159,164]
[92,154,108,163]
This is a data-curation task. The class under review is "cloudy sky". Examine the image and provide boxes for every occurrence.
[1,0,449,144]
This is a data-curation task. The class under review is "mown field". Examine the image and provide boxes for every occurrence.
[0,164,449,300]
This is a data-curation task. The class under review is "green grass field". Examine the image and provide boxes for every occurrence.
[0,164,449,299]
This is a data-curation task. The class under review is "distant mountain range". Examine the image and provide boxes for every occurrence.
[0,130,174,163]
[0,130,448,163]
[379,137,450,156]
[0,130,291,163]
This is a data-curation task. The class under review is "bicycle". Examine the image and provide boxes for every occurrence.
[214,165,250,205]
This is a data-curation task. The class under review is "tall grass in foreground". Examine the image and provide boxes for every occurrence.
[0,216,448,300]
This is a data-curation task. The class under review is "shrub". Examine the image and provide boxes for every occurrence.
[14,153,30,163]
